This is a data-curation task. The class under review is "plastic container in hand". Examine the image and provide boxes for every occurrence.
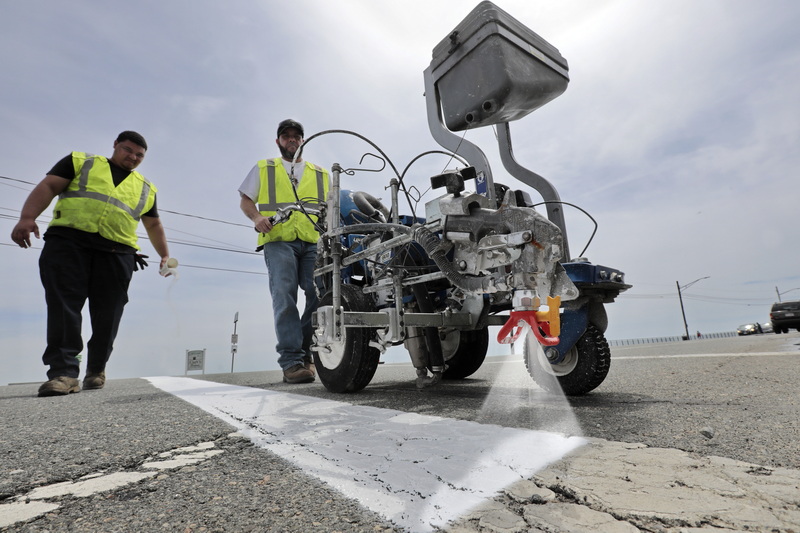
[160,257,179,278]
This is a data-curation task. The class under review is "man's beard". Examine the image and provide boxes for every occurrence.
[280,145,302,161]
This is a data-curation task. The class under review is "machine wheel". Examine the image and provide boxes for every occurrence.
[314,285,380,393]
[524,323,610,396]
[441,327,489,379]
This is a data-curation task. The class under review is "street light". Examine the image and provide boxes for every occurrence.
[676,277,710,340]
[775,287,800,302]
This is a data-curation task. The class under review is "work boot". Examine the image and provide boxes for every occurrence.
[83,371,106,390]
[38,376,80,397]
[283,364,314,384]
[303,355,316,377]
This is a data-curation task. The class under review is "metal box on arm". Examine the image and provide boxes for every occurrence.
[429,0,569,131]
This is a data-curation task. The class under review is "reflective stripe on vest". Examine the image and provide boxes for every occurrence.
[257,162,326,212]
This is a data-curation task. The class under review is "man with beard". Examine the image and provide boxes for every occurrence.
[238,119,330,383]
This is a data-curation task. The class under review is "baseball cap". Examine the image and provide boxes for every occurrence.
[277,119,304,138]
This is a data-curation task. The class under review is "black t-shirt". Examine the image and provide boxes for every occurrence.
[44,154,159,253]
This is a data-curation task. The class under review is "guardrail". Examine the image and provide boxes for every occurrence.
[609,331,738,346]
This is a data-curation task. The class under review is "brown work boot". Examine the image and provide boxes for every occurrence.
[303,355,316,377]
[283,364,315,384]
[38,376,80,397]
[83,371,106,390]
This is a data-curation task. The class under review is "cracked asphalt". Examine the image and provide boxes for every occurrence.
[1,332,799,532]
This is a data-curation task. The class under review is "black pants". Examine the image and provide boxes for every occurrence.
[39,236,134,379]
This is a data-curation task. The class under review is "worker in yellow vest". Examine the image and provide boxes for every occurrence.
[11,131,172,396]
[239,119,330,384]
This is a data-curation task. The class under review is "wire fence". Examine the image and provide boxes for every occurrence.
[608,331,738,346]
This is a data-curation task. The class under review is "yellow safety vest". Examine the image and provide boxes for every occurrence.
[256,158,329,246]
[49,152,156,250]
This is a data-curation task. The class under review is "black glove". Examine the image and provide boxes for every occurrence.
[133,253,149,272]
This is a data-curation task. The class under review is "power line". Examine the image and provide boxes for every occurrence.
[1,241,264,276]
[618,292,774,307]
[0,175,36,185]
[159,209,250,228]
[0,172,258,257]
[166,239,258,255]
[0,173,249,230]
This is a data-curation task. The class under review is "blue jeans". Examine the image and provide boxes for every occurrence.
[263,240,319,370]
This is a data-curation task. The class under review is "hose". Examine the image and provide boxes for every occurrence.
[412,225,496,293]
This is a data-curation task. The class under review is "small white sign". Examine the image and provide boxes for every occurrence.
[185,349,205,373]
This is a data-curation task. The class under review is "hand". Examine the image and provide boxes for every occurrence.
[253,214,274,234]
[11,219,40,248]
[133,253,149,271]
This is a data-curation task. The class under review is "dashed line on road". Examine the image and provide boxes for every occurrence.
[146,376,586,533]
[0,441,227,529]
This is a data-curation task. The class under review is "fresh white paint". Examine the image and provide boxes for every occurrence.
[147,376,585,532]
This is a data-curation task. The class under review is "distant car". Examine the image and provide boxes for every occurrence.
[770,300,800,334]
[737,323,761,336]
[761,321,773,333]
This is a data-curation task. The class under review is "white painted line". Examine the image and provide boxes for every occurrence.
[26,472,157,500]
[419,351,799,365]
[0,501,60,528]
[141,450,224,470]
[146,376,585,533]
[614,351,797,360]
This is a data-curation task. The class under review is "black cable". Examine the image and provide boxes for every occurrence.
[530,200,598,257]
[0,175,36,185]
[159,209,250,228]
[295,129,467,224]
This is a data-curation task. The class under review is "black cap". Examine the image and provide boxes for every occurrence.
[277,119,304,138]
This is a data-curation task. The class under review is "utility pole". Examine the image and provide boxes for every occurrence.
[230,312,239,373]
[676,277,709,340]
[677,281,689,340]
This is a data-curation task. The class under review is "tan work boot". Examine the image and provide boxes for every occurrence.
[303,355,316,377]
[83,371,106,390]
[38,376,80,397]
[283,364,315,384]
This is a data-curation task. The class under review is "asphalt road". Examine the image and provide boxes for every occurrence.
[1,332,798,532]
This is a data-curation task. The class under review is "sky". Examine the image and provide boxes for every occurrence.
[2,0,799,386]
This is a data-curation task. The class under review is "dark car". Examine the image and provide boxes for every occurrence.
[770,300,800,334]
[737,323,761,336]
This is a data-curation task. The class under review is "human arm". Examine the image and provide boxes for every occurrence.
[240,193,273,233]
[141,214,170,272]
[11,174,71,248]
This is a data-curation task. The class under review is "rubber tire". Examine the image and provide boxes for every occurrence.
[524,323,611,396]
[314,285,380,393]
[441,328,490,380]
